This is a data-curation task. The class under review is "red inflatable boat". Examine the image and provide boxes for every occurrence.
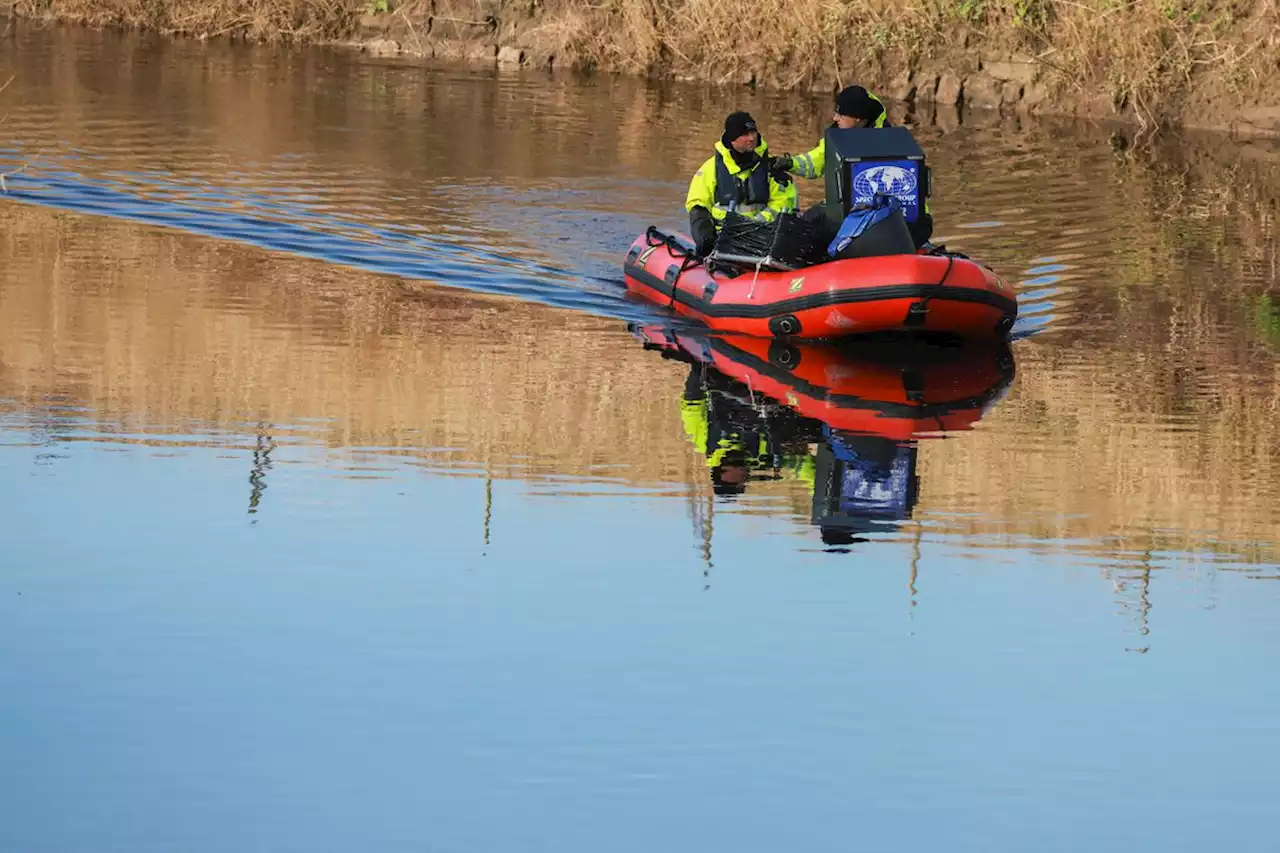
[623,228,1018,342]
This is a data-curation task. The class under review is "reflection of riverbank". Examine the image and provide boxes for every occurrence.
[920,339,1280,566]
[4,24,1280,241]
[0,203,701,485]
[3,28,1280,345]
[5,4,1280,134]
[3,200,1277,566]
[4,28,1279,353]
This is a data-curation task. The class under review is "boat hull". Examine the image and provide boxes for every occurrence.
[623,230,1018,341]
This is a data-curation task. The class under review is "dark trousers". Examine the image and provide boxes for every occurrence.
[908,212,934,249]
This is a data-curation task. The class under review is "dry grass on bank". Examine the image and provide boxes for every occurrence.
[541,0,1279,122]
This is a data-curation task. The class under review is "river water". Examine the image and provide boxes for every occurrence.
[2,20,1280,852]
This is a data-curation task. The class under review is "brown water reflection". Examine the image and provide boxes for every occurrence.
[1,20,1279,567]
[0,203,696,483]
[2,192,1277,563]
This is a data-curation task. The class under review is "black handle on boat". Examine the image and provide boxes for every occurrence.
[645,226,698,259]
[643,226,707,309]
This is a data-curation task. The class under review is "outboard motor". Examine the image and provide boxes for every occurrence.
[822,126,931,258]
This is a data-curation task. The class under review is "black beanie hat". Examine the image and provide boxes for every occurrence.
[723,111,758,140]
[835,86,883,121]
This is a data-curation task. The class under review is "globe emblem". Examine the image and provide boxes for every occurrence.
[853,165,917,202]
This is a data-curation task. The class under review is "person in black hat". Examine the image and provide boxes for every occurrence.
[835,85,888,127]
[776,85,934,249]
[685,110,798,258]
[778,86,889,182]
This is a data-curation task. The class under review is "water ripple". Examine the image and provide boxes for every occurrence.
[0,155,672,324]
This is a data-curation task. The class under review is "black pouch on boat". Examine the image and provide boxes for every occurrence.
[714,212,828,269]
[770,213,830,267]
[712,212,772,256]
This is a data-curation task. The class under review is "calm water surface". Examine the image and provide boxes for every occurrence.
[3,21,1280,852]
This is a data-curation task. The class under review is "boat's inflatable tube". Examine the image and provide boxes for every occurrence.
[623,228,1018,342]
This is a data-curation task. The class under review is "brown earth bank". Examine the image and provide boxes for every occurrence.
[3,0,1280,135]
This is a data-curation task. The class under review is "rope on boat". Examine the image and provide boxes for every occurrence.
[748,255,769,300]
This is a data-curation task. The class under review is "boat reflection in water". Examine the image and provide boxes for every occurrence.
[633,326,1017,547]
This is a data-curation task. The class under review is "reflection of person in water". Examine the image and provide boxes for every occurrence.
[678,362,919,543]
[710,449,750,496]
[679,365,815,496]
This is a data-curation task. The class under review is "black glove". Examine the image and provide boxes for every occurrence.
[689,206,717,258]
[769,155,793,187]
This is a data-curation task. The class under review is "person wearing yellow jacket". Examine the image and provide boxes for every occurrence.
[780,86,889,180]
[686,111,798,258]
[777,85,934,248]
[679,366,760,496]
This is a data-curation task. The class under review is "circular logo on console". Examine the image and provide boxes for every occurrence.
[853,165,918,200]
